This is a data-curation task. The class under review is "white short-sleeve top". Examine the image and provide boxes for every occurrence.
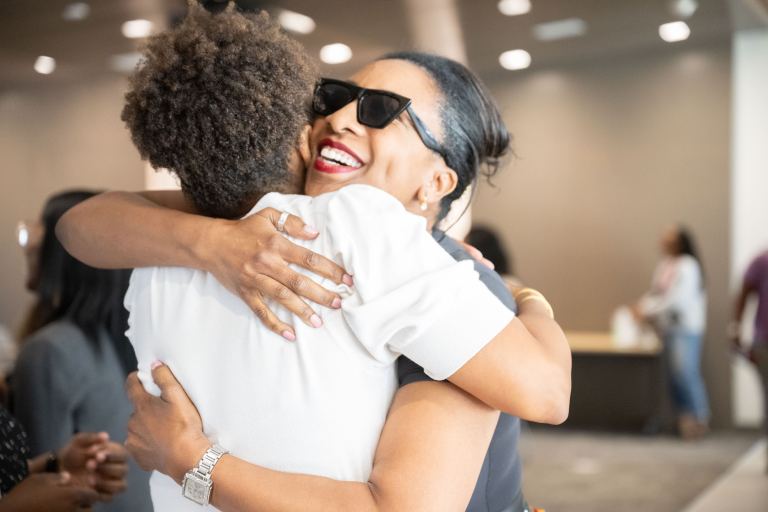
[125,184,514,511]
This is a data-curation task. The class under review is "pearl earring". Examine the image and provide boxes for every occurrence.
[419,199,428,211]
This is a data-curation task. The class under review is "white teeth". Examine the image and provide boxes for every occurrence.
[320,146,362,168]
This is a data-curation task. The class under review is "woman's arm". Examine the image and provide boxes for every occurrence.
[449,292,571,425]
[56,190,351,334]
[126,364,499,512]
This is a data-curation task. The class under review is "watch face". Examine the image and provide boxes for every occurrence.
[183,472,212,505]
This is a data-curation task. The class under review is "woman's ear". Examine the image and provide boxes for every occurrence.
[428,165,458,205]
[415,165,458,213]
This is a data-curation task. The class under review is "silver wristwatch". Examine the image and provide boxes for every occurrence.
[182,444,229,505]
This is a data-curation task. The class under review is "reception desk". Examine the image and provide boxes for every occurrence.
[564,331,667,431]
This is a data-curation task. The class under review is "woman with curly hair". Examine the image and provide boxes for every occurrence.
[58,3,569,511]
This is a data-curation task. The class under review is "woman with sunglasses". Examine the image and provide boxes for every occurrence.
[58,7,569,511]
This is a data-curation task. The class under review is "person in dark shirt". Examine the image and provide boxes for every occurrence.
[398,232,525,511]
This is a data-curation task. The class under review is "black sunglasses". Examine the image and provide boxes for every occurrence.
[312,78,447,160]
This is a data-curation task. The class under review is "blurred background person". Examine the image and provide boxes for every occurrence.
[466,225,522,289]
[633,225,709,439]
[0,324,15,405]
[11,190,151,511]
[730,248,768,471]
[0,403,130,512]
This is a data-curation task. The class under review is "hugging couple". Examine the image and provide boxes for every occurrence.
[59,3,571,511]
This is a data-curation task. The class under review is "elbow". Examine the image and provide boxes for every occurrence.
[534,378,570,426]
[543,392,570,425]
[543,366,571,425]
[504,366,571,425]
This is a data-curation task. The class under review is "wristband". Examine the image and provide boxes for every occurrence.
[515,288,555,320]
[44,451,59,473]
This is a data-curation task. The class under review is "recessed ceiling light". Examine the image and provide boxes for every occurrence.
[659,21,690,42]
[110,52,143,73]
[499,49,531,70]
[670,0,698,19]
[62,2,90,21]
[533,18,588,41]
[497,0,530,16]
[34,56,56,75]
[122,19,153,39]
[277,9,316,34]
[320,43,352,65]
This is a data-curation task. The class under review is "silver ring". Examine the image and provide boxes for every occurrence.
[276,211,290,233]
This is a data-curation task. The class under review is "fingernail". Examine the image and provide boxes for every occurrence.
[331,297,342,309]
[342,274,354,286]
[303,225,319,236]
[310,314,323,328]
[150,361,163,370]
[281,330,296,341]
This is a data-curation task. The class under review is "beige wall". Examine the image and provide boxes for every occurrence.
[474,41,732,426]
[0,76,144,334]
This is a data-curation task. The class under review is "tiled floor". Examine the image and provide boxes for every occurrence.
[682,439,767,512]
[520,428,761,511]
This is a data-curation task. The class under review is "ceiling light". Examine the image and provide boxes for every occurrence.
[62,2,90,21]
[499,49,531,70]
[34,56,56,75]
[533,18,587,41]
[659,21,690,42]
[497,0,531,16]
[277,9,316,34]
[110,52,143,73]
[320,43,352,65]
[122,19,153,39]
[670,0,698,19]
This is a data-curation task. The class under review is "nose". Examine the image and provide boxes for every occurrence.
[325,100,366,137]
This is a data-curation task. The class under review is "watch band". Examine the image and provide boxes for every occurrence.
[44,451,60,473]
[193,444,229,479]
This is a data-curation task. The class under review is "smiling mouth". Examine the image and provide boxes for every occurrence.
[314,140,364,174]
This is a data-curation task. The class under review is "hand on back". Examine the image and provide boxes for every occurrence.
[201,208,353,340]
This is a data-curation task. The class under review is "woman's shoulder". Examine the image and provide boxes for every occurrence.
[248,185,405,219]
[18,320,90,365]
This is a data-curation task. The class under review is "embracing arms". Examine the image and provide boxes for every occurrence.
[56,190,350,336]
[126,364,499,512]
[58,189,570,423]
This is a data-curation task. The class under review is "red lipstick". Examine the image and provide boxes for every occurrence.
[314,138,365,174]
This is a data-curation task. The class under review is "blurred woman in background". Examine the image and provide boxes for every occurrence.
[634,225,709,439]
[12,190,152,511]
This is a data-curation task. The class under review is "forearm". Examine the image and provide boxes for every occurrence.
[515,303,572,421]
[449,300,571,424]
[56,190,214,270]
[208,457,379,512]
[157,381,490,512]
[27,453,50,474]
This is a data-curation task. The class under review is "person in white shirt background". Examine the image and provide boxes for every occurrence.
[633,225,709,439]
[58,4,570,511]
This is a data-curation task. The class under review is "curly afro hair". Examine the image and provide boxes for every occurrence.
[122,2,317,218]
